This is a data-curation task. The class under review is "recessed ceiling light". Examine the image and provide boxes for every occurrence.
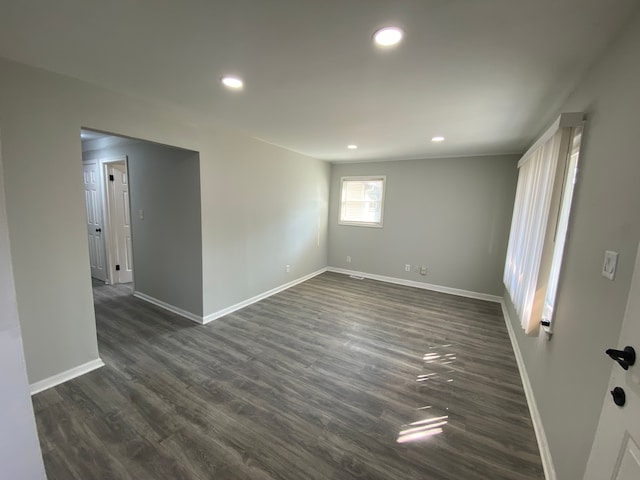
[373,27,404,47]
[431,136,445,142]
[347,144,358,150]
[221,76,244,90]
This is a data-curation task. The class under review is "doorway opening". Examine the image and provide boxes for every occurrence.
[79,128,203,322]
[81,131,135,286]
[83,155,132,285]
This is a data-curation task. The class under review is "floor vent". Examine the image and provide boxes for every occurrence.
[349,275,365,280]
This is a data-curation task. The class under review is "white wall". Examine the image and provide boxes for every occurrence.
[83,141,203,317]
[0,134,46,479]
[504,10,640,480]
[0,57,329,384]
[328,155,518,296]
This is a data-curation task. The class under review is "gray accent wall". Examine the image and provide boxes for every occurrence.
[0,57,329,384]
[83,141,203,317]
[504,10,640,480]
[328,156,518,296]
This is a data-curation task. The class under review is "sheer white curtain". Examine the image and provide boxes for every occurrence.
[504,131,562,334]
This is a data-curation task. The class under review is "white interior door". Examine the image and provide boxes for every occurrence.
[106,162,133,284]
[584,241,640,480]
[83,162,107,281]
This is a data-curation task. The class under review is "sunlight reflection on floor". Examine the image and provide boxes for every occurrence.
[397,344,457,444]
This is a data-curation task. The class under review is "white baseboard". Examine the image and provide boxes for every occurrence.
[326,267,502,303]
[133,291,204,325]
[30,358,105,395]
[203,268,327,324]
[500,301,556,480]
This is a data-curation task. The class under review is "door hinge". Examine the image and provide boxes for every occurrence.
[115,264,120,271]
[109,174,115,181]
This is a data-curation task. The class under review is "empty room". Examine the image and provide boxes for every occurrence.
[1,1,640,480]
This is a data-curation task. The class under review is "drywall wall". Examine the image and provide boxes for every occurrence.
[328,156,518,296]
[0,135,46,479]
[504,10,640,480]
[83,141,203,317]
[0,61,103,384]
[0,57,329,384]
[201,134,329,315]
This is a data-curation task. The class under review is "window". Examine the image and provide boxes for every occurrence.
[503,113,584,334]
[541,127,583,333]
[339,176,385,227]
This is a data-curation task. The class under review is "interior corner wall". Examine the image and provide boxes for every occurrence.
[200,134,330,317]
[83,141,203,317]
[504,10,640,480]
[328,155,519,296]
[0,56,330,385]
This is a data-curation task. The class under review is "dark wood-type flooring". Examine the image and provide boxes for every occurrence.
[32,272,544,479]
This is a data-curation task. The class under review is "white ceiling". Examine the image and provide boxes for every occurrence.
[80,130,110,142]
[1,0,638,162]
[80,129,137,153]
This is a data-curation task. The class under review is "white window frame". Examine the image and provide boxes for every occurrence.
[541,126,583,334]
[503,113,584,334]
[339,176,386,228]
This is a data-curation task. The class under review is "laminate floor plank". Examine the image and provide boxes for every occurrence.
[33,272,544,479]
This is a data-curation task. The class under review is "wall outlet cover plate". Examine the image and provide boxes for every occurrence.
[602,250,618,280]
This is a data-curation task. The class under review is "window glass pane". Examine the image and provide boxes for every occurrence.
[339,177,385,226]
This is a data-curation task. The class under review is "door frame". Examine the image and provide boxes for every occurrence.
[101,156,134,286]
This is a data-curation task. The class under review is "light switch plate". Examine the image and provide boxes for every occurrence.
[602,250,618,280]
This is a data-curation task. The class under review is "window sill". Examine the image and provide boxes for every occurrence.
[338,221,383,228]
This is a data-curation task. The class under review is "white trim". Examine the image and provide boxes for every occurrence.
[203,268,327,324]
[500,300,556,480]
[134,269,329,325]
[328,151,525,164]
[133,291,204,324]
[327,267,502,303]
[519,113,584,167]
[30,358,105,395]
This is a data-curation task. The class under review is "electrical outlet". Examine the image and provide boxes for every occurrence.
[420,266,427,275]
[405,264,411,272]
[414,265,420,273]
[602,251,618,280]
[285,264,290,273]
[346,256,351,263]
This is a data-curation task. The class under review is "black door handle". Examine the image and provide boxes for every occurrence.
[96,228,102,233]
[605,346,636,370]
[611,387,626,407]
